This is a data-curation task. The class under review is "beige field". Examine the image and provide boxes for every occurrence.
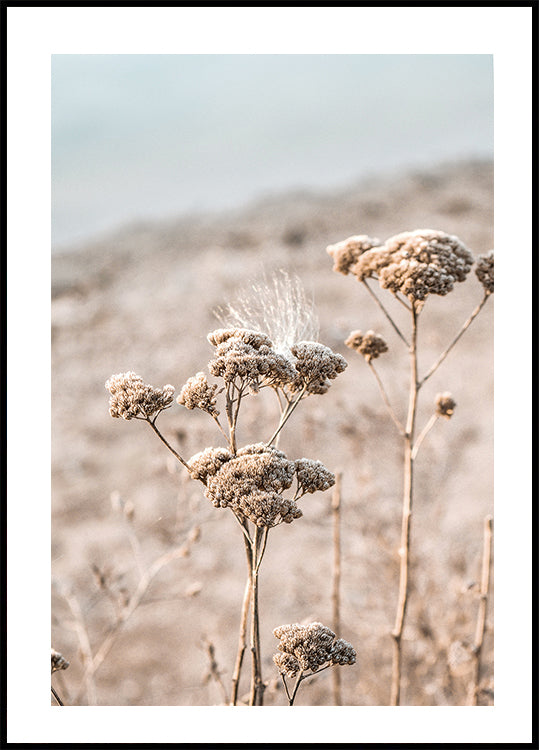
[51,159,493,706]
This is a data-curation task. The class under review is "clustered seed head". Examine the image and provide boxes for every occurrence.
[475,251,494,294]
[436,392,456,419]
[177,371,220,416]
[51,648,69,674]
[207,327,296,391]
[188,445,334,527]
[326,235,381,275]
[105,372,175,420]
[188,446,233,482]
[345,329,388,362]
[329,229,474,303]
[295,459,335,494]
[288,342,348,395]
[273,622,356,678]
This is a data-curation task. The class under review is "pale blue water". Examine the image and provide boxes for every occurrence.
[52,54,493,251]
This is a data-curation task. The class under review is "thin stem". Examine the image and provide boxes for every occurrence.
[211,413,231,447]
[248,526,266,706]
[51,685,64,706]
[266,384,308,446]
[469,515,493,705]
[331,473,342,706]
[288,670,305,706]
[368,361,406,436]
[363,279,410,348]
[230,573,252,705]
[411,413,439,460]
[391,303,419,706]
[418,292,491,388]
[145,417,191,472]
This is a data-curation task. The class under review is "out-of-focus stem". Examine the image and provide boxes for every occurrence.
[363,279,410,347]
[469,515,493,705]
[331,472,342,706]
[419,292,491,388]
[368,361,406,436]
[391,303,419,706]
[411,413,438,460]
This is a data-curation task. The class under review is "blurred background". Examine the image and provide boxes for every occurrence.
[52,54,493,251]
[51,54,494,708]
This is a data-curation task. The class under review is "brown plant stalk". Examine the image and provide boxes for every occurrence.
[468,515,493,705]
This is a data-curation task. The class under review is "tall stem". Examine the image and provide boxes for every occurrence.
[331,473,342,706]
[249,526,266,705]
[469,515,493,705]
[391,303,419,706]
[230,531,253,705]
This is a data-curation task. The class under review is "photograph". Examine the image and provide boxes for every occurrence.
[5,5,533,747]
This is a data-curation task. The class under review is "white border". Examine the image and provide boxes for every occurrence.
[6,5,533,745]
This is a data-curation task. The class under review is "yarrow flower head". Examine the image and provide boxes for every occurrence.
[288,342,347,395]
[345,330,388,362]
[177,371,220,416]
[105,372,175,420]
[435,392,456,419]
[51,648,69,674]
[326,235,382,275]
[188,445,334,527]
[207,327,296,391]
[328,229,474,303]
[273,622,356,678]
[475,251,494,294]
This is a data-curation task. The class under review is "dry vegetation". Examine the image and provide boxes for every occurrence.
[51,160,493,706]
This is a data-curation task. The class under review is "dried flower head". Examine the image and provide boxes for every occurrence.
[475,251,494,294]
[188,446,232,482]
[51,648,69,674]
[436,392,456,419]
[350,229,474,302]
[288,342,347,395]
[295,458,335,495]
[105,372,175,420]
[273,622,356,678]
[207,328,296,391]
[326,235,382,275]
[345,329,388,362]
[178,371,220,416]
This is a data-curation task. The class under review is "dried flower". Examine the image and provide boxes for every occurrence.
[188,446,232,482]
[51,648,69,674]
[350,229,474,302]
[105,372,175,420]
[207,328,296,391]
[475,251,494,294]
[436,392,456,419]
[203,444,299,527]
[326,235,382,275]
[178,371,220,416]
[295,458,335,495]
[273,622,356,678]
[345,329,388,361]
[288,342,347,395]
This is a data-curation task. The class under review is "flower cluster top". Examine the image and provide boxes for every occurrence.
[328,229,477,302]
[205,327,347,396]
[105,372,175,420]
[188,444,335,528]
[273,622,356,678]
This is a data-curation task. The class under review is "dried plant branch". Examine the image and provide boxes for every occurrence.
[331,473,343,706]
[468,515,493,705]
[367,361,406,436]
[145,416,191,472]
[411,413,438,460]
[230,573,251,705]
[266,383,308,446]
[51,685,64,706]
[363,279,410,347]
[202,636,229,705]
[418,291,491,388]
[391,303,419,706]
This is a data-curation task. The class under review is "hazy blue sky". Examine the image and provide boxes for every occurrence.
[52,54,493,250]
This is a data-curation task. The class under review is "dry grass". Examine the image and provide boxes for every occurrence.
[51,160,493,706]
